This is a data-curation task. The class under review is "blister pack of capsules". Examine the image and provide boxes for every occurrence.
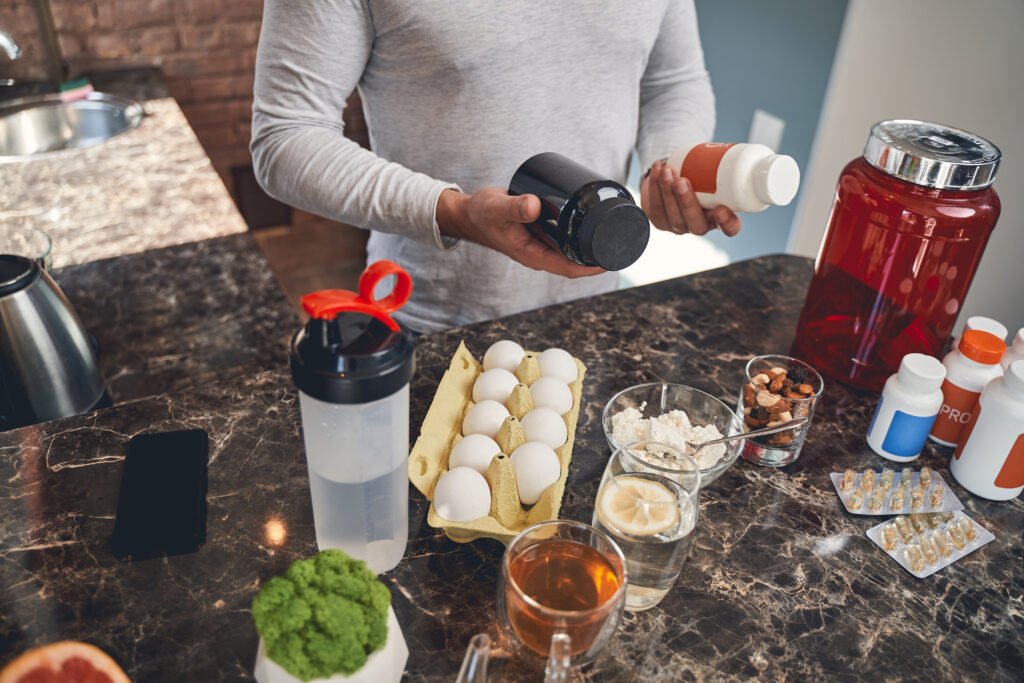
[866,511,994,578]
[830,466,963,515]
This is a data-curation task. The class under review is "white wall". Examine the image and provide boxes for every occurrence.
[788,0,1024,337]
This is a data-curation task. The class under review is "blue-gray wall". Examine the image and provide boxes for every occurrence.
[695,0,848,262]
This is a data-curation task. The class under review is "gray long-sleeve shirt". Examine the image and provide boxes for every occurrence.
[252,0,714,332]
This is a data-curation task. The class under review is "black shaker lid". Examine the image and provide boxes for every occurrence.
[0,255,40,296]
[290,315,414,404]
[290,261,416,404]
[579,198,650,271]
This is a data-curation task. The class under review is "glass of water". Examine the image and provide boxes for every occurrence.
[592,440,701,611]
[0,226,52,269]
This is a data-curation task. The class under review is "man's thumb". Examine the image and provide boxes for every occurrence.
[511,194,540,223]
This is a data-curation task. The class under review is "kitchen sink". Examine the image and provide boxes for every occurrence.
[0,92,143,161]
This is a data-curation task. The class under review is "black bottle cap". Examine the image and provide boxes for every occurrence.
[291,313,415,404]
[0,255,40,296]
[579,198,651,271]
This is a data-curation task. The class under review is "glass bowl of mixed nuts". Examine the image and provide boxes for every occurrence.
[736,354,824,467]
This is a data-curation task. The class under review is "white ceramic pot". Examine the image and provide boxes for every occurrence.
[253,606,408,683]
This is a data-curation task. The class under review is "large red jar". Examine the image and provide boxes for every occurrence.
[793,120,1001,392]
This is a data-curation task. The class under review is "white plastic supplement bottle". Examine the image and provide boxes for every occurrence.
[867,353,946,462]
[950,315,1007,352]
[667,143,800,213]
[1001,328,1024,371]
[950,360,1024,500]
[929,330,1006,447]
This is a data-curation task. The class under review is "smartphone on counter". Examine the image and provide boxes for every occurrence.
[111,429,209,560]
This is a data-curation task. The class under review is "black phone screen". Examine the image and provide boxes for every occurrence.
[111,429,209,560]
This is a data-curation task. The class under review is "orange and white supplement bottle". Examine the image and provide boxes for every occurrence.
[929,330,1005,447]
[951,360,1024,500]
[667,143,800,213]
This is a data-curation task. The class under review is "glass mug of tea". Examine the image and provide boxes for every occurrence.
[498,520,627,674]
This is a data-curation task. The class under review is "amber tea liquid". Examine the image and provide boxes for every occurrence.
[506,538,621,656]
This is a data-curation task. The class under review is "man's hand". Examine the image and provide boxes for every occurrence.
[436,188,605,279]
[640,159,742,237]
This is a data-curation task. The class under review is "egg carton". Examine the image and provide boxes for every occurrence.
[408,341,585,545]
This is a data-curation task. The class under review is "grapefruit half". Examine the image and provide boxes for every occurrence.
[0,641,130,683]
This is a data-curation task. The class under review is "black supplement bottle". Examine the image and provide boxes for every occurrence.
[509,152,650,271]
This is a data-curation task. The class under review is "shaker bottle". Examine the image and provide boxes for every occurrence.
[290,261,415,574]
[793,120,1001,392]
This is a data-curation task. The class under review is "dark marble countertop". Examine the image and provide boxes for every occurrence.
[0,255,1020,681]
[52,233,297,404]
[0,68,247,269]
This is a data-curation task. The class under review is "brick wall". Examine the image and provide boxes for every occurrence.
[2,0,369,200]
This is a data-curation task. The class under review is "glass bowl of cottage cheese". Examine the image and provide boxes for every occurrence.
[603,383,745,485]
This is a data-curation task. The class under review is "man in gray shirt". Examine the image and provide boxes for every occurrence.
[252,0,740,332]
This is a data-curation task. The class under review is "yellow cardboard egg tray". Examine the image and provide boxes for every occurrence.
[408,341,586,545]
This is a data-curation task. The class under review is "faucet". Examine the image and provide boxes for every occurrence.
[0,30,20,61]
[0,29,20,86]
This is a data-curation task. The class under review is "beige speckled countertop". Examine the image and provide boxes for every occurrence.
[0,72,246,269]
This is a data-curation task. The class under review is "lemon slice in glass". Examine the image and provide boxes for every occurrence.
[597,475,678,536]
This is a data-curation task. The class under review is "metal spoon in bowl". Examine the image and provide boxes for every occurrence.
[686,416,808,457]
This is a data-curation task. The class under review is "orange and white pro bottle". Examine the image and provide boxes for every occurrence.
[929,330,1005,447]
[667,143,800,213]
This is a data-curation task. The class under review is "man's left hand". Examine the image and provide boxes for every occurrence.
[640,159,742,237]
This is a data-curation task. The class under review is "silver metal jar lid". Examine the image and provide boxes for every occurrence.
[863,120,1001,191]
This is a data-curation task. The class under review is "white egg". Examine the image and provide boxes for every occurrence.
[529,376,574,415]
[433,467,491,522]
[462,400,510,438]
[483,340,526,373]
[511,442,561,505]
[449,434,502,474]
[538,348,578,384]
[472,368,520,404]
[520,407,568,449]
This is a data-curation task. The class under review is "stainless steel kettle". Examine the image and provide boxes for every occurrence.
[0,255,106,429]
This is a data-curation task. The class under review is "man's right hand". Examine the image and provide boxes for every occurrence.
[436,188,605,279]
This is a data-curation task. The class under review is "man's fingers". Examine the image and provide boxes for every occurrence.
[674,175,711,236]
[514,230,604,278]
[714,207,741,237]
[659,166,686,233]
[642,163,670,232]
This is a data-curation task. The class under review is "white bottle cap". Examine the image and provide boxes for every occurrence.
[1012,328,1024,350]
[753,155,800,206]
[897,353,946,392]
[1005,360,1024,396]
[965,315,1008,342]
